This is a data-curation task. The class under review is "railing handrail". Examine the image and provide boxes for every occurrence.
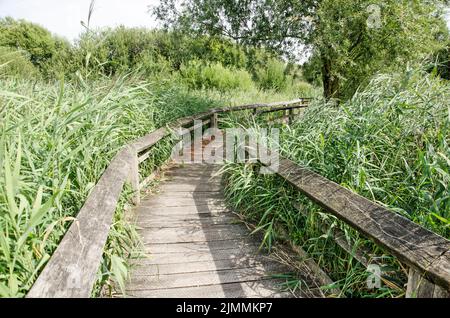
[244,145,450,294]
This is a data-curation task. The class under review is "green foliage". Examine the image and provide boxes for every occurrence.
[0,17,63,69]
[429,42,450,80]
[39,38,74,79]
[180,60,254,91]
[0,46,39,79]
[0,75,217,297]
[222,68,450,296]
[284,80,316,97]
[314,0,447,100]
[68,27,254,80]
[255,58,288,91]
[155,0,447,100]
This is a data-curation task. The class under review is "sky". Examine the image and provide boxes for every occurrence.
[0,0,160,41]
[0,1,449,42]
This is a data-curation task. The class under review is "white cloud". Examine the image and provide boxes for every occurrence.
[0,0,160,41]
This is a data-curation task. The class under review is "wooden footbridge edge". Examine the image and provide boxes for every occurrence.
[26,98,450,298]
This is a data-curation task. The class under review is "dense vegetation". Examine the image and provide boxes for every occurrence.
[0,0,449,298]
[222,68,450,297]
[156,0,449,100]
[0,17,313,297]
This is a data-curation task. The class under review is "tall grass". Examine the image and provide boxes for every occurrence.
[221,68,450,297]
[0,47,39,79]
[180,60,255,92]
[0,74,217,297]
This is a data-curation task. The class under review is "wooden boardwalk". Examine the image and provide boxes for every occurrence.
[27,100,450,298]
[126,163,298,298]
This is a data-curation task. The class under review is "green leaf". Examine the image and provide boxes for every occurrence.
[111,255,128,295]
[0,282,10,298]
[0,229,11,264]
[4,150,19,220]
[17,194,55,250]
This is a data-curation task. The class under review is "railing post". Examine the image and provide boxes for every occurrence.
[210,113,218,129]
[288,108,294,124]
[406,268,449,298]
[127,146,140,205]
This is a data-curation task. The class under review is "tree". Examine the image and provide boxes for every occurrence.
[0,17,62,68]
[154,0,447,100]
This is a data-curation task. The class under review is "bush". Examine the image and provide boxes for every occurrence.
[255,58,288,91]
[0,46,39,78]
[222,69,450,297]
[284,79,317,97]
[0,17,60,69]
[180,61,254,91]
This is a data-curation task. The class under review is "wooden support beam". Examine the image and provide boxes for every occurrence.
[128,146,140,205]
[288,108,295,124]
[406,268,450,298]
[210,113,218,129]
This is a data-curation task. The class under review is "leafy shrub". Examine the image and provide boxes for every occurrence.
[284,79,317,97]
[180,61,254,91]
[0,46,39,78]
[255,58,288,91]
[0,17,62,69]
[222,68,450,297]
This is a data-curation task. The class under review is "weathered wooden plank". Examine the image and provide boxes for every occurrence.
[139,225,250,244]
[140,198,226,209]
[136,217,238,229]
[140,204,228,213]
[130,259,266,276]
[406,268,450,298]
[163,175,222,182]
[132,127,169,153]
[266,157,450,291]
[126,280,293,298]
[127,267,286,291]
[255,103,308,115]
[133,245,264,265]
[127,147,140,205]
[148,192,224,199]
[157,184,223,192]
[27,148,133,298]
[212,99,305,114]
[210,113,218,128]
[184,118,211,133]
[137,209,232,218]
[137,211,233,221]
[143,239,262,254]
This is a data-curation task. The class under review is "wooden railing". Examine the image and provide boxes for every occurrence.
[27,97,450,298]
[244,146,450,298]
[26,98,308,298]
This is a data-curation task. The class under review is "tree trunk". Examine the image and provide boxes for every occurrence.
[321,52,339,101]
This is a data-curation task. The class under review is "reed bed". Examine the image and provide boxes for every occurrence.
[0,74,217,297]
[222,69,450,297]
